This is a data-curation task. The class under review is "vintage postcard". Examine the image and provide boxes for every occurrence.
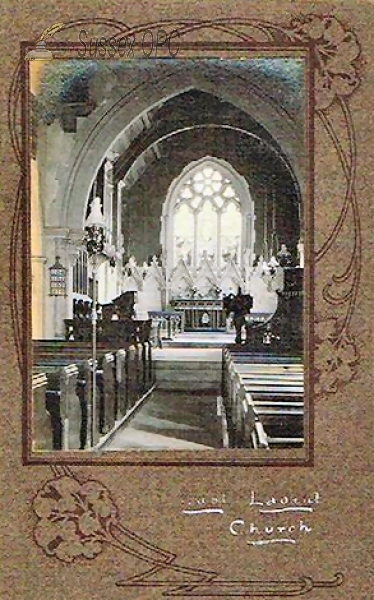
[0,1,372,599]
[27,46,311,466]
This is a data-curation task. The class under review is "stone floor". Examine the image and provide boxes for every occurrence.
[104,390,222,450]
[153,346,223,362]
[104,336,225,450]
[102,332,303,452]
[162,331,236,348]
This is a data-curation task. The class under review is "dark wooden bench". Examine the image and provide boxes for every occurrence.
[32,338,154,450]
[33,361,87,450]
[221,345,304,449]
[33,339,152,395]
[32,373,53,451]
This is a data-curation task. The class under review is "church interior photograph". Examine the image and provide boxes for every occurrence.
[30,54,308,456]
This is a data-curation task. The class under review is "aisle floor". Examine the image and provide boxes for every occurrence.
[105,389,222,451]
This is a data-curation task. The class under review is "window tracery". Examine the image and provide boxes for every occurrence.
[173,165,243,269]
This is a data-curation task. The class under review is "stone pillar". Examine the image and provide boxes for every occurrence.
[31,256,47,339]
[104,158,114,242]
[270,184,279,258]
[160,213,171,307]
[117,180,125,297]
[242,204,256,292]
[101,158,116,304]
[263,188,269,261]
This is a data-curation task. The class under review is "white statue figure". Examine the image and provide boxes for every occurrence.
[85,196,106,228]
[261,260,270,276]
[268,256,279,269]
[128,255,137,268]
[297,240,304,268]
[142,262,149,278]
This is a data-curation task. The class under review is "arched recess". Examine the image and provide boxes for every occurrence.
[161,156,255,274]
[50,64,304,234]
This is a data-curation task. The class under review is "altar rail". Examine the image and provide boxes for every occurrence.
[148,311,182,346]
[32,339,154,452]
[221,347,304,449]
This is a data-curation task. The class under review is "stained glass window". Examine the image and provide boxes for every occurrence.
[173,166,242,268]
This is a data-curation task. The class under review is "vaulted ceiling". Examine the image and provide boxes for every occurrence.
[35,57,307,231]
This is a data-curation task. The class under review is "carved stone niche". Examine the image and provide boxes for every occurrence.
[219,257,243,295]
[169,259,194,299]
[140,261,163,311]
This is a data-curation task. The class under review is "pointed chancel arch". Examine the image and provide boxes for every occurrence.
[51,63,303,234]
[161,157,256,276]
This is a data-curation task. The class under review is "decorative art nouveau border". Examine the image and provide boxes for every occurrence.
[8,12,362,595]
[32,465,343,596]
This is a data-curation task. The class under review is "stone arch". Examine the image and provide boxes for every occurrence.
[51,64,304,234]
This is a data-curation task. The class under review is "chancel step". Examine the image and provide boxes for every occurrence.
[154,347,222,392]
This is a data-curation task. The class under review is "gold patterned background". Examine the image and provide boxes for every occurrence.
[0,1,372,599]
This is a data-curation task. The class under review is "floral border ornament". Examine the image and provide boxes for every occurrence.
[32,466,344,597]
[8,10,363,596]
[288,13,362,396]
[289,14,361,110]
[314,316,359,395]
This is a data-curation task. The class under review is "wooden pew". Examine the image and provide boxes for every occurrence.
[219,391,270,450]
[32,338,155,450]
[221,347,302,397]
[227,387,304,449]
[232,394,302,450]
[34,358,90,449]
[115,349,128,418]
[141,341,154,390]
[221,345,304,449]
[32,373,53,451]
[59,364,83,450]
[100,353,117,434]
[85,346,144,432]
[38,364,84,450]
[223,349,302,362]
[33,340,100,360]
[233,372,303,405]
[223,362,303,414]
[115,343,153,418]
[78,359,101,447]
[235,397,270,449]
[46,355,118,448]
[36,356,113,448]
[126,345,140,410]
[246,392,304,447]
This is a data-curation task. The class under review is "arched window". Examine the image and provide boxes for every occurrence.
[162,157,255,273]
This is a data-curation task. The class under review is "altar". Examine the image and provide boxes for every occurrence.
[119,249,302,337]
[170,299,226,332]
